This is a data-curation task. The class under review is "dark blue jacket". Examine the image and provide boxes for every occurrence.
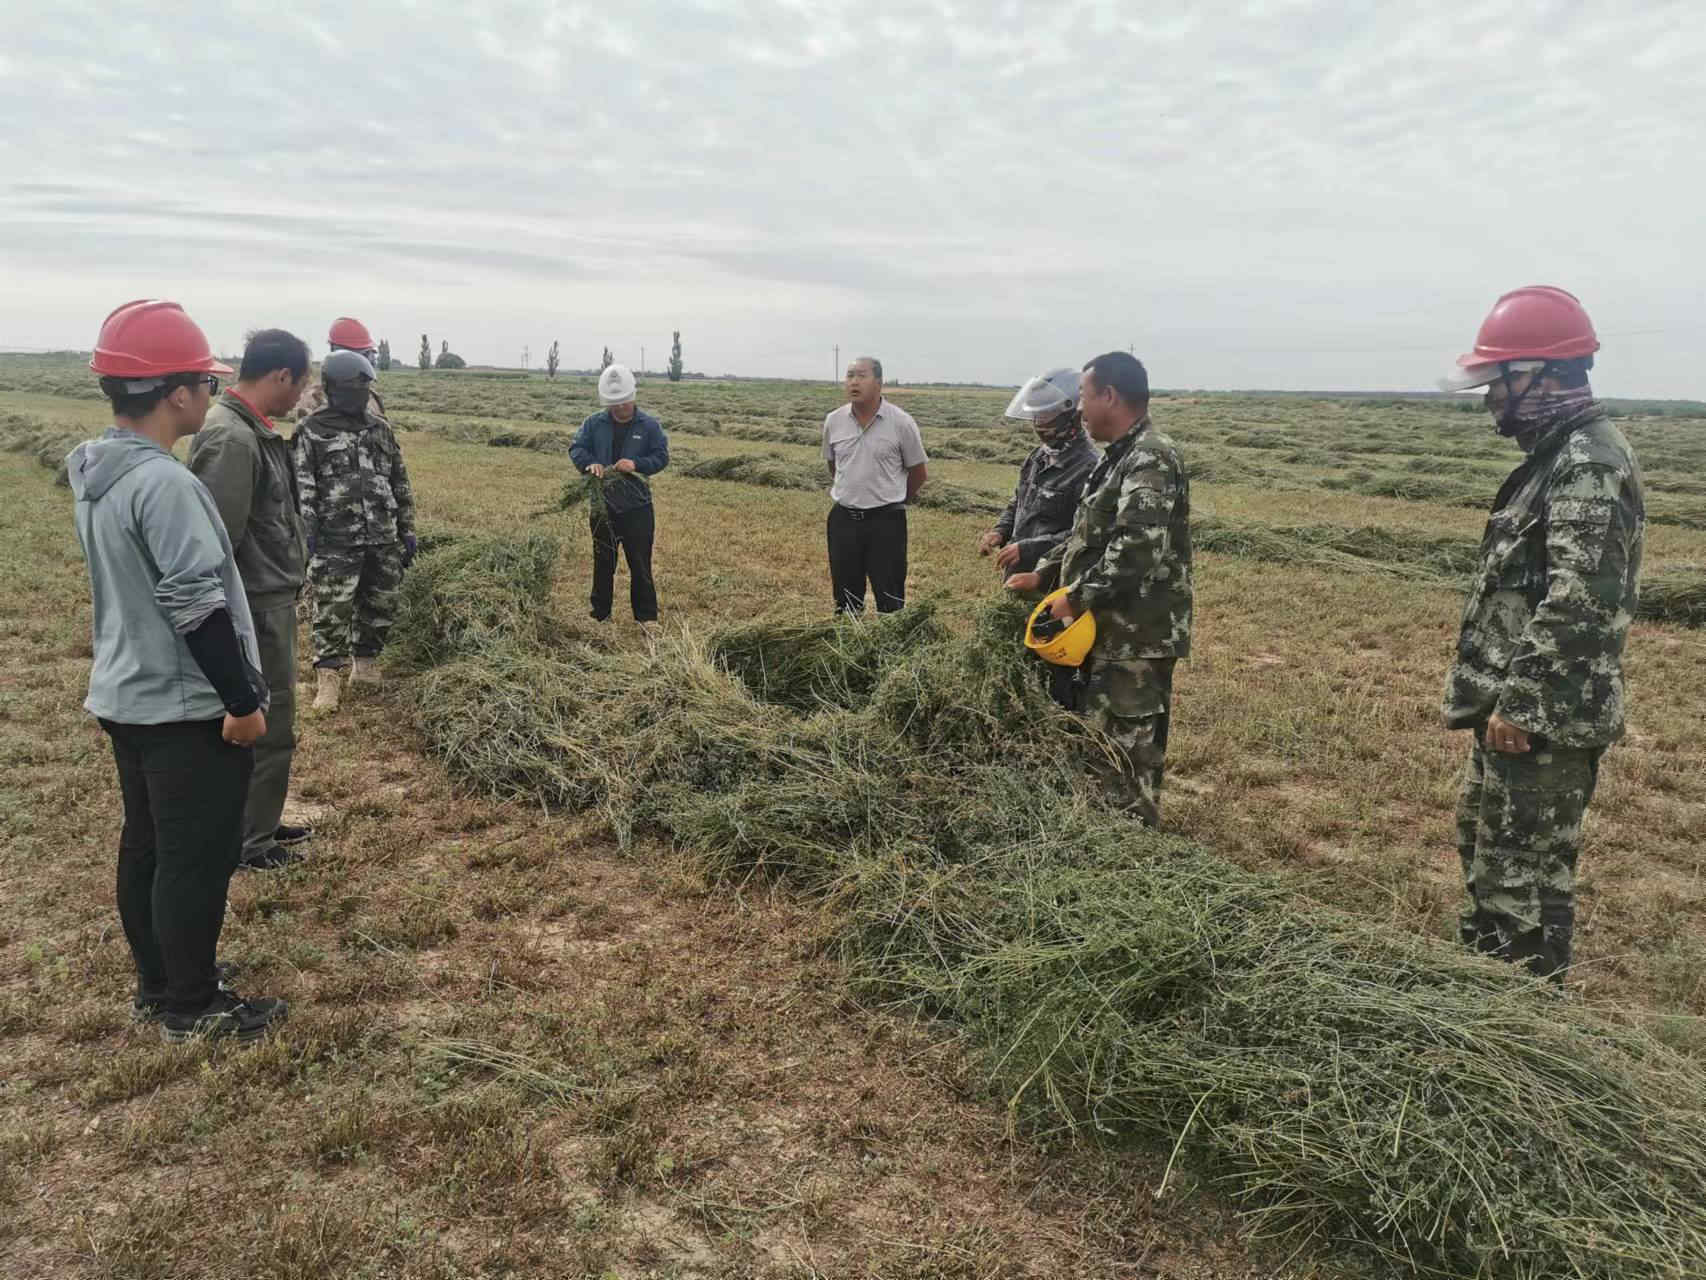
[568,408,670,515]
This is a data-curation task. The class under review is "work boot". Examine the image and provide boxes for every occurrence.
[312,667,342,714]
[349,656,383,687]
[159,991,288,1045]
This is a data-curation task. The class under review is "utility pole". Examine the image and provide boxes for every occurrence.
[522,344,529,371]
[833,344,839,382]
[641,345,646,375]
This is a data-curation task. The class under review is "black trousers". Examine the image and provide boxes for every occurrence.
[101,718,252,1015]
[827,504,907,614]
[590,504,658,622]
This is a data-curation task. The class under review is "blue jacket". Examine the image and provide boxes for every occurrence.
[568,408,669,515]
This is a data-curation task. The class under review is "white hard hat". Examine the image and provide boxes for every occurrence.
[598,363,637,405]
[1004,367,1081,423]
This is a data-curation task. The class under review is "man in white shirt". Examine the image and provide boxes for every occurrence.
[821,356,928,613]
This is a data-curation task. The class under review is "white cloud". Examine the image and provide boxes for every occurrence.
[1,0,1702,394]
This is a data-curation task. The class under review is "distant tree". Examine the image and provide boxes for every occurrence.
[600,346,613,371]
[546,340,560,380]
[376,339,391,371]
[668,330,683,382]
[418,334,431,370]
[434,339,466,370]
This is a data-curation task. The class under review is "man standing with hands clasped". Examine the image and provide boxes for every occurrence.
[1004,352,1191,827]
[68,300,288,1045]
[822,356,928,614]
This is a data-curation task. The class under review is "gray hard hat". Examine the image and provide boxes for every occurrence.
[322,349,376,384]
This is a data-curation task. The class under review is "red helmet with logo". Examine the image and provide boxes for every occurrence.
[327,316,376,352]
[89,300,232,380]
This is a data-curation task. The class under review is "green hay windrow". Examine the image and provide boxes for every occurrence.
[395,535,1706,1279]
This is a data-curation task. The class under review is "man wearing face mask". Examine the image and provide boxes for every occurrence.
[1438,286,1645,983]
[293,350,417,713]
[980,367,1100,576]
[295,317,386,421]
[981,367,1100,705]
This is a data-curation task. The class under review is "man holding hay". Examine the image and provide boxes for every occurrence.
[1004,352,1192,826]
[569,363,669,624]
[1439,287,1645,982]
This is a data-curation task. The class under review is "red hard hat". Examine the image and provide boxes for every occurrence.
[1456,285,1600,369]
[327,316,375,351]
[89,300,232,379]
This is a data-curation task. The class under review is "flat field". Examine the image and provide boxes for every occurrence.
[3,354,1704,1278]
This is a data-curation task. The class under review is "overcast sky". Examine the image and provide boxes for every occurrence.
[2,1,1702,395]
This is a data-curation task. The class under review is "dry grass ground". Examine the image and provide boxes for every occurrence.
[3,359,1705,1277]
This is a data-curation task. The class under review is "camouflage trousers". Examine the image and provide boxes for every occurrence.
[1075,656,1175,827]
[1455,739,1603,981]
[309,542,404,668]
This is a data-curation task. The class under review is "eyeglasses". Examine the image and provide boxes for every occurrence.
[197,375,221,396]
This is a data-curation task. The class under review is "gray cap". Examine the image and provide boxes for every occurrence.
[322,349,376,383]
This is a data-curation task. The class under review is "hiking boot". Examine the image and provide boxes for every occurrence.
[237,842,306,871]
[159,991,288,1044]
[312,667,342,714]
[349,656,383,686]
[274,823,313,846]
[132,963,239,1024]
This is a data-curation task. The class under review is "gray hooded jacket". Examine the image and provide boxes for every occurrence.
[67,429,268,724]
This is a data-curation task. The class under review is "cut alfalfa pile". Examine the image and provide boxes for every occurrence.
[395,537,1706,1278]
[388,533,565,671]
[709,605,946,711]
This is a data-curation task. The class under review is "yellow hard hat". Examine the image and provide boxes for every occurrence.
[1025,588,1095,667]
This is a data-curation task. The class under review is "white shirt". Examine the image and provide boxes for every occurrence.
[821,398,927,509]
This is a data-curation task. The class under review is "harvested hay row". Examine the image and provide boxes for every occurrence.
[1640,571,1706,627]
[397,537,1706,1279]
[1196,517,1706,627]
[0,415,86,486]
[679,450,1005,514]
[1195,518,1480,581]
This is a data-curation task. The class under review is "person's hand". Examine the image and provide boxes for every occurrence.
[1484,712,1532,754]
[977,529,1002,556]
[1004,571,1041,593]
[614,458,636,474]
[587,463,605,478]
[223,709,267,746]
[1049,592,1080,622]
[401,533,418,568]
[994,542,1022,571]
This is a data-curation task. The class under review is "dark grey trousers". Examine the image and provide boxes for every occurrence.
[242,603,298,861]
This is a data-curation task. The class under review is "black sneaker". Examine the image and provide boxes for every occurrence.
[158,992,288,1044]
[590,611,610,622]
[238,843,306,871]
[132,963,240,1024]
[274,823,314,846]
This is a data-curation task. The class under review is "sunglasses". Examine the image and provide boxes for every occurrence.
[195,375,221,396]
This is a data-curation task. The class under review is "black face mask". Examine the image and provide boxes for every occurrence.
[326,380,370,417]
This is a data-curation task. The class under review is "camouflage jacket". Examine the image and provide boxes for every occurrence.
[1443,406,1645,747]
[993,431,1099,573]
[292,407,416,548]
[1036,417,1192,660]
